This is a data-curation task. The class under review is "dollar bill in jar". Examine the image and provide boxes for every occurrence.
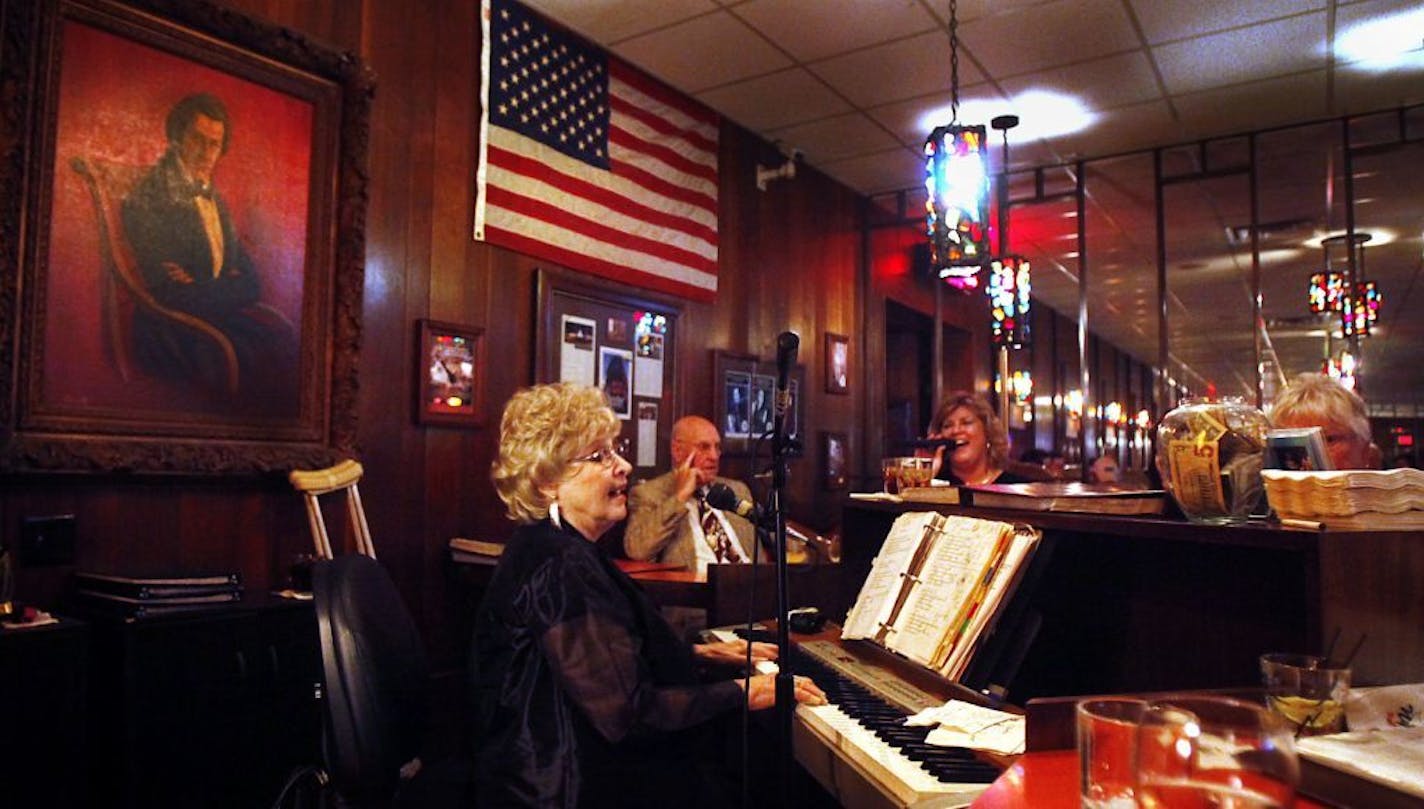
[1157,397,1268,524]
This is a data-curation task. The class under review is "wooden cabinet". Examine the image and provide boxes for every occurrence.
[84,596,319,808]
[0,618,89,809]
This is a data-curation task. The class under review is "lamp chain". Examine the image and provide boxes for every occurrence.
[949,0,960,122]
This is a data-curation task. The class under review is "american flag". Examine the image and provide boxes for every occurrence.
[475,0,719,301]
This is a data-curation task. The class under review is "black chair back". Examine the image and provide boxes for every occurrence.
[313,554,429,806]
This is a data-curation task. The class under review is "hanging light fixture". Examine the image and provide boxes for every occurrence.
[1315,232,1382,339]
[987,114,1030,348]
[924,0,988,289]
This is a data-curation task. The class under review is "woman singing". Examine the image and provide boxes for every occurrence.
[927,391,1031,486]
[471,383,824,808]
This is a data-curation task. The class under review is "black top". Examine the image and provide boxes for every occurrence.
[470,518,743,808]
[934,467,1034,485]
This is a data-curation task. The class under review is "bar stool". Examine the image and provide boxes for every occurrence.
[289,459,376,559]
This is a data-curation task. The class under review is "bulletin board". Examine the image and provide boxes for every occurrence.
[535,269,681,471]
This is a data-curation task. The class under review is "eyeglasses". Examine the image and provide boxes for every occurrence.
[571,437,630,469]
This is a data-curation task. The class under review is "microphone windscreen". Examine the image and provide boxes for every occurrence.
[704,482,742,513]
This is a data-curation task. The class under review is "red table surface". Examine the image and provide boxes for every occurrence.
[971,750,1333,809]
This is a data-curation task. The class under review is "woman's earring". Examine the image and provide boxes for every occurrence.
[549,500,562,528]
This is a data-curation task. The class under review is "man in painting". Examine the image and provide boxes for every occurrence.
[121,92,294,401]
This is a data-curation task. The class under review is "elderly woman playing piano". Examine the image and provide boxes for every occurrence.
[470,383,825,808]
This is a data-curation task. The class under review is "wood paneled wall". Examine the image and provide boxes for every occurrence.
[4,0,1161,678]
[2,0,867,672]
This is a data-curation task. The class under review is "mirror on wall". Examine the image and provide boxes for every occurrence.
[1002,165,1081,461]
[1160,140,1257,401]
[873,102,1422,466]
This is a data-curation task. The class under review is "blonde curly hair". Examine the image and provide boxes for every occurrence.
[491,383,619,524]
[929,391,1010,469]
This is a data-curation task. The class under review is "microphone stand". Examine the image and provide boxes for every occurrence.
[768,340,797,806]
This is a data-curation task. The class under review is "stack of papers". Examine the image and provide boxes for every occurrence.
[1262,468,1424,529]
[904,700,1025,755]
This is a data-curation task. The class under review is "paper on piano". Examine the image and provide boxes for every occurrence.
[905,700,1026,756]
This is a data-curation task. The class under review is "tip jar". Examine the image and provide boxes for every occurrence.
[1155,396,1268,524]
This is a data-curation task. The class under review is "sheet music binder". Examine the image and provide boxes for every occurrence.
[842,511,1041,683]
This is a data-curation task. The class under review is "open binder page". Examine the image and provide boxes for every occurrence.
[937,527,1039,679]
[889,516,1012,667]
[841,512,944,640]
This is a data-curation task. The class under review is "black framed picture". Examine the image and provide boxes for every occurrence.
[713,351,805,457]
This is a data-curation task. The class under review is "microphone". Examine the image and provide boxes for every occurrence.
[774,331,799,416]
[706,482,766,526]
[903,437,969,449]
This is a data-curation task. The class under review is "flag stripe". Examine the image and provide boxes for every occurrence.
[482,224,716,297]
[475,0,718,301]
[485,185,716,273]
[610,59,718,133]
[487,142,716,249]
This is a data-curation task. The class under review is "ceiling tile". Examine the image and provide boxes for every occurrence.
[1334,64,1424,114]
[615,9,792,92]
[1153,13,1327,96]
[520,0,717,44]
[818,148,925,196]
[696,67,852,131]
[1130,0,1325,46]
[1048,100,1183,161]
[1173,71,1329,140]
[960,0,1141,78]
[809,30,982,109]
[866,84,1007,151]
[733,0,938,62]
[767,112,901,164]
[999,51,1162,114]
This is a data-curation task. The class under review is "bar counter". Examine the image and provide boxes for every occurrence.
[838,497,1423,702]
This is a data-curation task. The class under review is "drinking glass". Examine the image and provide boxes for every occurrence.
[1078,697,1149,808]
[1134,695,1298,808]
[1259,653,1351,736]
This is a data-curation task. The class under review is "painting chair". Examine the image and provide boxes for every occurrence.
[289,459,376,559]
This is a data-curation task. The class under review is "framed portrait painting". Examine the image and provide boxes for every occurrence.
[417,320,485,428]
[0,0,373,474]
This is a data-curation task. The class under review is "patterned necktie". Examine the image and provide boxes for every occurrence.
[698,494,737,563]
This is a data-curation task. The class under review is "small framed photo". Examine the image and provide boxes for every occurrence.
[825,332,849,394]
[417,320,485,427]
[822,431,848,490]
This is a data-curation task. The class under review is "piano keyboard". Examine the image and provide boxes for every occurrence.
[789,639,1000,807]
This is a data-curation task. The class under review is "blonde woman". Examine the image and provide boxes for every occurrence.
[472,383,824,808]
[927,391,1031,486]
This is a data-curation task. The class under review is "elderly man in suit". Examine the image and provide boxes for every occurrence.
[625,415,762,574]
